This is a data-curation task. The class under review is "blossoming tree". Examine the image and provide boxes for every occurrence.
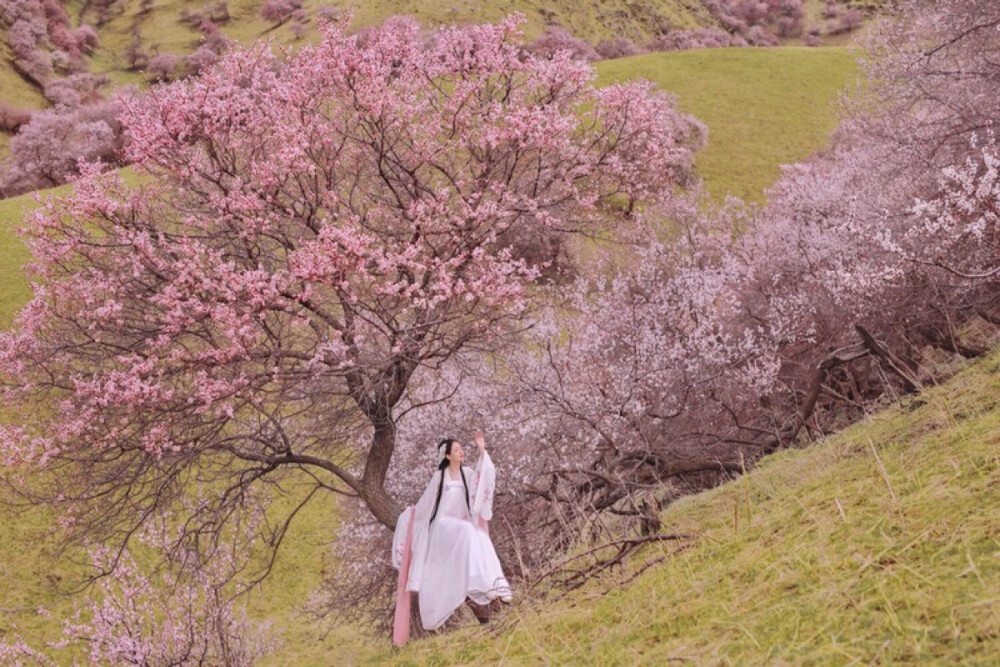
[0,15,699,573]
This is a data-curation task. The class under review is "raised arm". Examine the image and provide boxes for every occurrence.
[470,430,496,523]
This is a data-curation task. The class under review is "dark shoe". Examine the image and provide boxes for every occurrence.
[467,599,491,624]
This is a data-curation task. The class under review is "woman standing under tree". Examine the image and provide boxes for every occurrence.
[393,430,512,634]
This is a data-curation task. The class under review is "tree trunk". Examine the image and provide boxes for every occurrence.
[361,417,402,529]
[855,324,921,392]
[920,325,988,359]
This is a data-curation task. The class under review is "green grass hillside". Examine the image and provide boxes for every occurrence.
[1,0,860,162]
[597,47,857,202]
[387,348,1000,664]
[0,46,856,663]
[33,0,714,86]
[0,189,42,328]
[3,0,711,114]
[95,0,709,68]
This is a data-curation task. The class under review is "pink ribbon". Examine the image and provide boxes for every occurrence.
[392,507,416,647]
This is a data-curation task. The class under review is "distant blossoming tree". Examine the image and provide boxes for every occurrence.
[0,100,122,195]
[260,0,302,26]
[0,15,699,577]
[523,26,600,61]
[146,52,182,81]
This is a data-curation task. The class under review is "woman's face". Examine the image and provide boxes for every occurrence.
[447,441,465,464]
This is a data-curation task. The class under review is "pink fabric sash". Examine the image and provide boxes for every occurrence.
[392,506,416,647]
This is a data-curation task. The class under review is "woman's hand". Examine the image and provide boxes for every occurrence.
[473,429,486,453]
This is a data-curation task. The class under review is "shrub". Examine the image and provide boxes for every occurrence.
[648,27,740,52]
[0,101,122,195]
[185,44,218,73]
[147,52,181,81]
[778,15,804,38]
[0,103,32,133]
[260,0,302,25]
[74,24,100,54]
[838,9,863,33]
[209,1,229,23]
[595,37,642,60]
[745,25,779,46]
[523,26,599,61]
[43,72,109,106]
[125,32,149,71]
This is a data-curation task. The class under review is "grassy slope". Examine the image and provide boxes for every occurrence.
[6,0,711,96]
[597,47,857,202]
[388,350,1000,665]
[0,47,855,663]
[2,1,850,157]
[0,194,36,329]
[0,41,49,161]
[81,0,710,72]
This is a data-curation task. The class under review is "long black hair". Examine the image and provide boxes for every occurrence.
[429,438,470,524]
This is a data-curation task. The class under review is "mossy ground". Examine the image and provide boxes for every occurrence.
[385,350,1000,665]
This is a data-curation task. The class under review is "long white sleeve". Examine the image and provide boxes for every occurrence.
[404,470,441,592]
[470,450,496,523]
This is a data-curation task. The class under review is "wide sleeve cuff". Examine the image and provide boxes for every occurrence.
[472,450,496,522]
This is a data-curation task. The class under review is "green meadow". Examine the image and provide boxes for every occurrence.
[0,45,859,663]
[597,47,857,202]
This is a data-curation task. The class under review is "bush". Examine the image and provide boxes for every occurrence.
[523,26,599,61]
[208,1,229,23]
[838,9,863,33]
[595,38,642,60]
[260,0,302,25]
[125,32,149,71]
[0,101,122,196]
[0,103,32,134]
[74,24,100,54]
[745,25,779,46]
[185,44,219,73]
[147,52,181,81]
[198,20,230,54]
[778,15,804,38]
[43,72,109,106]
[178,7,203,26]
[648,27,740,52]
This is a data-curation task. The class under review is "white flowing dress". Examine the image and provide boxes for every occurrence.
[393,451,512,630]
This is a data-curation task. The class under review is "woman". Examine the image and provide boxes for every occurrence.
[393,430,512,633]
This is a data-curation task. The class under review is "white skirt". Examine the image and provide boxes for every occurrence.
[416,514,511,629]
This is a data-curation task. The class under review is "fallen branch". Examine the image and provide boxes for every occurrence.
[526,532,696,595]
